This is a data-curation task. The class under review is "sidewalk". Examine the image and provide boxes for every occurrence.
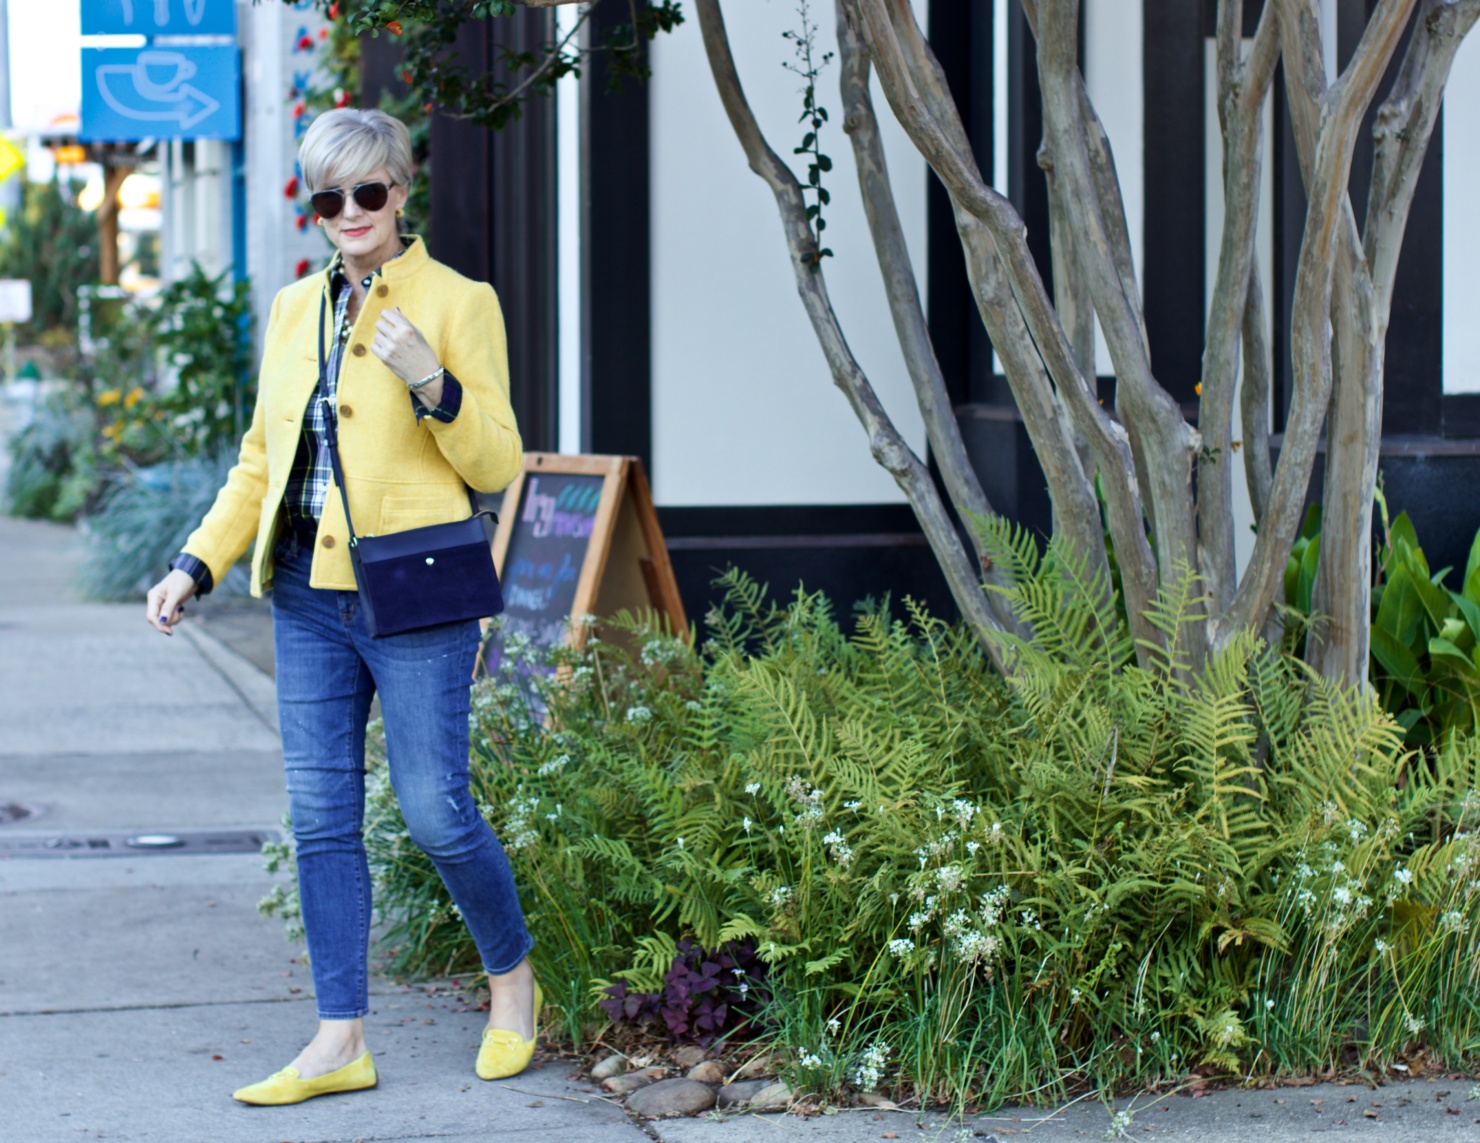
[2,515,1476,1142]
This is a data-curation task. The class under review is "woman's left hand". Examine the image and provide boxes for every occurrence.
[372,307,441,388]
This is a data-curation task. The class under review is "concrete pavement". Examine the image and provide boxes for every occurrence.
[2,513,1475,1142]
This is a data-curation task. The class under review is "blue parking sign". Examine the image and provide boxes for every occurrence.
[81,0,237,37]
[81,46,241,141]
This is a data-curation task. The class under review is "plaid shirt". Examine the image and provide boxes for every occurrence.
[171,244,463,595]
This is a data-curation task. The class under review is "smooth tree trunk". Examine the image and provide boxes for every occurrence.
[691,0,1478,685]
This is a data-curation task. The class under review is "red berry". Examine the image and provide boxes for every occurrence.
[386,20,404,35]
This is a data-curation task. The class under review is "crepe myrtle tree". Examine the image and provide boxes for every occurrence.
[691,0,1480,685]
[318,0,1477,686]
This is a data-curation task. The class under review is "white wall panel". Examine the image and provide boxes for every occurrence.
[1084,0,1144,376]
[649,2,928,506]
[1444,33,1480,394]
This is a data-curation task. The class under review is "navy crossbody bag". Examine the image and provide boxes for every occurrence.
[316,292,504,637]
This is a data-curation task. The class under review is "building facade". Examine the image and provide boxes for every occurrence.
[344,2,1480,620]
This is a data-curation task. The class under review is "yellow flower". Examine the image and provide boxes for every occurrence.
[97,389,121,407]
[124,387,145,409]
[101,422,121,439]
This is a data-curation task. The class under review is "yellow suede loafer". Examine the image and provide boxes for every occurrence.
[232,1051,378,1105]
[476,979,543,1081]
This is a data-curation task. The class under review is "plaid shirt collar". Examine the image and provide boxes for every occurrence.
[286,239,412,529]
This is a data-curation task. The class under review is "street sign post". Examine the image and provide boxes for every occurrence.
[80,0,236,38]
[80,46,240,141]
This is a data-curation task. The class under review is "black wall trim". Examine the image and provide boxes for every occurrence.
[423,11,559,452]
[1143,0,1205,403]
[581,5,652,471]
[927,0,995,408]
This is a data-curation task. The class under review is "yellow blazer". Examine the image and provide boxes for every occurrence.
[181,237,523,595]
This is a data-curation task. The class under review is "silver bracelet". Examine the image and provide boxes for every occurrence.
[407,365,445,392]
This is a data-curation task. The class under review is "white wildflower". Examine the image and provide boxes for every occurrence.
[684,699,703,712]
[769,885,794,908]
[1332,885,1353,907]
[822,830,855,867]
[1393,867,1414,885]
[851,1039,890,1092]
[826,1018,841,1036]
[1375,938,1391,954]
[1441,910,1470,936]
[745,782,761,795]
[625,705,652,723]
[1405,1012,1423,1036]
[1265,998,1275,1010]
[936,864,966,893]
[952,799,978,829]
[742,817,753,834]
[1104,1109,1134,1139]
[887,937,915,958]
[536,754,570,777]
[798,1049,823,1069]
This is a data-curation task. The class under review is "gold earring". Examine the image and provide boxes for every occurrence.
[395,207,405,219]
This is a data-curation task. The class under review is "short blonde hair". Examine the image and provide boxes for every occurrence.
[299,108,413,192]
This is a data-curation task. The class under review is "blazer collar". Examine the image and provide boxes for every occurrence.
[319,234,428,291]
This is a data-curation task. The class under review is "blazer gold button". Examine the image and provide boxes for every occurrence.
[352,343,367,357]
[376,284,389,298]
[321,535,336,549]
[339,404,354,418]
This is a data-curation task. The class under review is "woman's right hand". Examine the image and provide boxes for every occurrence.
[145,569,198,636]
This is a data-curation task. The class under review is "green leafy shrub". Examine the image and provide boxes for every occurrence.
[0,176,99,345]
[347,540,1480,1107]
[150,264,256,459]
[1284,489,1480,747]
[76,452,249,601]
[3,388,99,520]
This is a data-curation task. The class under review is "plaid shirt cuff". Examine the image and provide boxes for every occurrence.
[169,553,214,596]
[411,371,463,424]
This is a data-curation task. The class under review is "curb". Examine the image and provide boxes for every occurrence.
[177,619,280,735]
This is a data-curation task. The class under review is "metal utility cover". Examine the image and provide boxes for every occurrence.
[0,829,278,859]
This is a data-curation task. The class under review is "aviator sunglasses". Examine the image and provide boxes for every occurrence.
[310,180,397,220]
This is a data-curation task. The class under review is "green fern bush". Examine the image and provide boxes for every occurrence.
[355,534,1480,1106]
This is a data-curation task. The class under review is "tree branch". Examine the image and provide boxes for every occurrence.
[1199,0,1279,610]
[842,0,1162,656]
[692,0,1009,668]
[834,6,1026,632]
[1218,0,1416,646]
[1240,258,1274,527]
[1032,0,1201,623]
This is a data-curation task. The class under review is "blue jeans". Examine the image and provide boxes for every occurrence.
[271,534,533,1020]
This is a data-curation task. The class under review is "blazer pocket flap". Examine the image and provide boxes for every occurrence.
[376,495,465,536]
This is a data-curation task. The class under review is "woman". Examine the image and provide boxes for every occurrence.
[144,108,539,1105]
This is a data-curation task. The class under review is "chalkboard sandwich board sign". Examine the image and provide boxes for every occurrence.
[480,453,686,677]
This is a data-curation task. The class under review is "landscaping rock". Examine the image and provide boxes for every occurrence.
[590,1054,627,1081]
[601,1066,665,1095]
[670,1045,708,1069]
[715,1079,774,1108]
[686,1059,728,1085]
[627,1077,718,1118]
[747,1080,794,1111]
[734,1052,779,1079]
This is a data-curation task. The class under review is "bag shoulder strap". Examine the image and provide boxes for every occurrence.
[315,287,481,547]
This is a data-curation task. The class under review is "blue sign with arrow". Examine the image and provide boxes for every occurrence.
[80,46,240,141]
[81,0,237,38]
